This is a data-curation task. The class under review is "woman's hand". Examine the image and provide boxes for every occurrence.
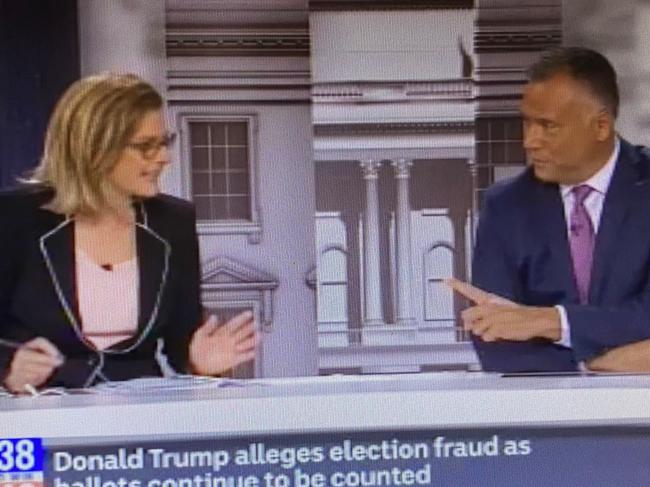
[4,338,64,393]
[188,311,258,376]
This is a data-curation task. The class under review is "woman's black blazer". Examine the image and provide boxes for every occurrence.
[0,186,202,388]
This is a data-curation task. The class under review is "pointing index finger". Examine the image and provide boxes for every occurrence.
[444,278,492,305]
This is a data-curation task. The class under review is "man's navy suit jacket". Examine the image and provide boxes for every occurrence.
[472,139,650,372]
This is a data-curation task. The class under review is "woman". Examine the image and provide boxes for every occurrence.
[0,73,257,393]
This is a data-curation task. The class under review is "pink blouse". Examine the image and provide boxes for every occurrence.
[76,249,139,350]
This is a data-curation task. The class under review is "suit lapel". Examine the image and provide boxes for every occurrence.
[38,214,84,333]
[135,223,170,335]
[531,178,579,302]
[590,141,642,302]
[109,202,171,353]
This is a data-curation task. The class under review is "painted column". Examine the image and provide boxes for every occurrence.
[391,158,414,326]
[360,159,384,326]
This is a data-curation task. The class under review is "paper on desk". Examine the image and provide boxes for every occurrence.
[92,374,259,393]
[0,386,73,398]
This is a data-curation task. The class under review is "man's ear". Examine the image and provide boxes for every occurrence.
[593,109,614,142]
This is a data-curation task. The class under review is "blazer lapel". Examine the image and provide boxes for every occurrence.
[531,178,579,303]
[38,215,83,332]
[590,141,643,302]
[135,222,170,336]
[106,202,170,353]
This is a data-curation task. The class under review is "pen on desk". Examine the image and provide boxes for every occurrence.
[0,337,65,363]
[0,337,29,351]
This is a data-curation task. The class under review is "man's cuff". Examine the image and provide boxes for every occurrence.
[554,305,572,348]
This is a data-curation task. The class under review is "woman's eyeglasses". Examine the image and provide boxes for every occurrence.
[126,133,177,160]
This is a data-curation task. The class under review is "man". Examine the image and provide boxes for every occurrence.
[451,47,650,372]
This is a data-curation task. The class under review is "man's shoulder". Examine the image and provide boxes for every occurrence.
[621,139,650,170]
[635,144,650,160]
[483,168,539,208]
[620,139,650,159]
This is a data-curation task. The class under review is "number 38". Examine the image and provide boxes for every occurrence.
[0,440,35,472]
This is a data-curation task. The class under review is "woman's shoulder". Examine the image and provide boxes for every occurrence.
[140,195,197,240]
[142,193,196,219]
[0,186,58,242]
[139,195,197,245]
[0,184,54,214]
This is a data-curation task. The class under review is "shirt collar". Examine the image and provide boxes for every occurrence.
[560,137,620,198]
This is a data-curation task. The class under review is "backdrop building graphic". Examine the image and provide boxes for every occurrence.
[158,0,568,376]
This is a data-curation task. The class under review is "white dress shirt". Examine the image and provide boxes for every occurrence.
[555,138,620,348]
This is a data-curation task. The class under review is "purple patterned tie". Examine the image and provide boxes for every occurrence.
[569,185,595,304]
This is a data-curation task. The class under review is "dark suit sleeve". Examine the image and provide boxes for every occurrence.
[566,292,650,362]
[0,194,31,380]
[161,203,202,373]
[0,215,19,378]
[471,192,576,372]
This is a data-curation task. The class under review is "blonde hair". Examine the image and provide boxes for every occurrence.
[29,73,162,215]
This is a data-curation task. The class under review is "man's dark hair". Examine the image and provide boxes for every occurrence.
[528,47,619,118]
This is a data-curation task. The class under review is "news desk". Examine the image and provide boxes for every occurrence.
[1,372,650,486]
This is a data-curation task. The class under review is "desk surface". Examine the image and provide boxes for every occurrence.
[2,372,650,440]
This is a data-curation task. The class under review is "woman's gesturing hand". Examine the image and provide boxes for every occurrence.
[188,310,258,376]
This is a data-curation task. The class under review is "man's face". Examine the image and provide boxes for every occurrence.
[521,72,608,185]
